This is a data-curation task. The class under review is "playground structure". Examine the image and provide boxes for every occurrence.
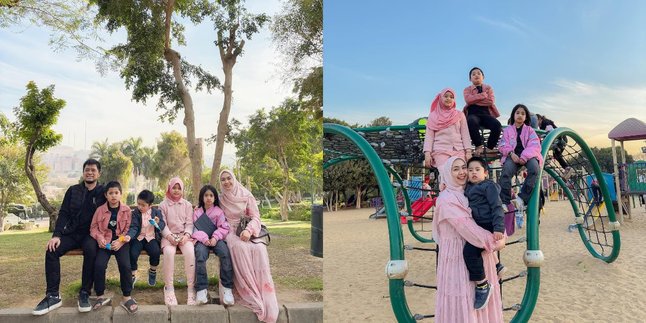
[608,117,646,220]
[323,122,621,322]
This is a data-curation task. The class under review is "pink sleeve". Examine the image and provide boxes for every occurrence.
[245,195,262,236]
[89,208,101,241]
[520,127,542,163]
[463,86,489,105]
[459,115,471,150]
[480,85,495,106]
[423,127,435,152]
[159,203,172,238]
[183,203,194,235]
[446,217,496,251]
[498,127,514,157]
[213,208,230,240]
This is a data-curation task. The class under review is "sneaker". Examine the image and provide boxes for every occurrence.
[496,263,507,279]
[131,274,137,289]
[164,286,178,306]
[474,281,492,310]
[148,269,157,286]
[187,288,197,306]
[196,289,209,305]
[33,294,62,315]
[78,290,91,313]
[222,287,235,306]
[512,196,525,212]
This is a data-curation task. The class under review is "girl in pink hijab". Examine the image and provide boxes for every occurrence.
[219,170,278,323]
[432,156,505,322]
[159,177,196,305]
[423,88,472,169]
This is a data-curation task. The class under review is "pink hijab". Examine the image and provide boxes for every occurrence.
[165,177,184,203]
[432,156,471,241]
[218,170,252,217]
[426,88,462,131]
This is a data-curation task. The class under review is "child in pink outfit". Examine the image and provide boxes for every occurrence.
[159,177,196,305]
[432,156,505,323]
[498,104,544,211]
[423,88,472,170]
[463,67,502,157]
[219,170,279,323]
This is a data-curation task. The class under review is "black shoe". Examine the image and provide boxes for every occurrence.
[496,263,507,278]
[474,282,491,310]
[33,294,62,315]
[78,290,91,313]
[148,269,157,286]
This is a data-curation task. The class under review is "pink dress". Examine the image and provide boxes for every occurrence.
[219,170,279,323]
[433,194,503,323]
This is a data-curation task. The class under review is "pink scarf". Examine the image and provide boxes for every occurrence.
[426,88,462,131]
[165,177,184,203]
[218,170,252,217]
[432,156,471,241]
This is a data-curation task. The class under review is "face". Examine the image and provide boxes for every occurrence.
[83,164,100,184]
[442,91,455,107]
[105,187,122,206]
[514,108,527,125]
[136,199,151,213]
[470,69,484,85]
[171,183,182,199]
[203,190,216,207]
[220,172,234,190]
[451,159,468,186]
[468,161,488,184]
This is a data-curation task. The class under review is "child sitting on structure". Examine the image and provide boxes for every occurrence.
[464,156,506,310]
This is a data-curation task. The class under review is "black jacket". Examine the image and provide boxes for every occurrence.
[130,207,166,240]
[53,183,106,237]
[464,180,505,233]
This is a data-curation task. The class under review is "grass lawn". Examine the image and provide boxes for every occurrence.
[0,219,322,308]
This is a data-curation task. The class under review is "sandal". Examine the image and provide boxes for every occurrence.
[121,298,138,314]
[92,297,111,311]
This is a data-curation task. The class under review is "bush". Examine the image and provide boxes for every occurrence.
[126,193,135,205]
[260,203,313,221]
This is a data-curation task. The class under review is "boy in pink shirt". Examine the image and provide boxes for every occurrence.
[463,67,502,157]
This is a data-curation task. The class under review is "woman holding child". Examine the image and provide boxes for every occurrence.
[219,170,279,323]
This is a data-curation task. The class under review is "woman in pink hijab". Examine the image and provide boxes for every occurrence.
[423,88,472,169]
[219,170,278,323]
[432,156,505,322]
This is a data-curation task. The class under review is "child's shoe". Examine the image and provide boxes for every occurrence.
[474,281,491,310]
[131,274,137,289]
[195,289,208,305]
[164,286,178,306]
[222,287,235,306]
[496,263,507,279]
[148,268,157,286]
[187,288,197,306]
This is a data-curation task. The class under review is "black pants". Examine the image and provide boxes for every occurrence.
[553,146,568,169]
[94,245,132,297]
[463,222,494,282]
[194,240,234,291]
[466,112,502,149]
[45,233,97,296]
[129,238,161,271]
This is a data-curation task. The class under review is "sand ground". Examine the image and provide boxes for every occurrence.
[324,200,646,322]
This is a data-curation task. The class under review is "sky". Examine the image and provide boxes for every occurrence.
[324,0,646,159]
[0,0,292,167]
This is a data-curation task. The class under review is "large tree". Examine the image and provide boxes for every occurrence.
[98,143,133,201]
[209,0,268,185]
[13,81,64,231]
[91,0,220,202]
[153,131,191,198]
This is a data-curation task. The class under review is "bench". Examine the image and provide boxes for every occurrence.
[65,246,185,256]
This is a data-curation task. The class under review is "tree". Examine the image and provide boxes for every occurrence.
[13,81,64,231]
[90,138,110,160]
[121,137,144,192]
[588,146,634,173]
[230,99,320,220]
[99,143,133,202]
[91,0,220,203]
[369,116,392,127]
[209,0,269,185]
[153,131,190,198]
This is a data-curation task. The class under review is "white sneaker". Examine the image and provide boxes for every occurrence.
[195,289,208,305]
[222,287,235,306]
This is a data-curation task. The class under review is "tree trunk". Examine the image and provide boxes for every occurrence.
[263,193,272,208]
[356,186,362,209]
[24,144,57,231]
[210,29,245,185]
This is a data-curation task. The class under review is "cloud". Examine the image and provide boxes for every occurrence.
[474,16,529,37]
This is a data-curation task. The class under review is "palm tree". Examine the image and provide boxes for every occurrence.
[90,138,110,160]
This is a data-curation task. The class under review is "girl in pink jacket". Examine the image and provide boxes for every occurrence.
[423,88,472,170]
[159,177,196,305]
[498,104,544,211]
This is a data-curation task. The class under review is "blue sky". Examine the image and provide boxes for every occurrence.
[0,0,291,166]
[324,0,646,157]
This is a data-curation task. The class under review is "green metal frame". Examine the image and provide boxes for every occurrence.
[323,123,620,323]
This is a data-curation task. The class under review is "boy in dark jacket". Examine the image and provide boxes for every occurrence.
[464,156,506,310]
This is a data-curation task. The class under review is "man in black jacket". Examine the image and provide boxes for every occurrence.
[33,159,106,315]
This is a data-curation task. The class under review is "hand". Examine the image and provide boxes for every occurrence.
[439,183,447,191]
[47,237,61,252]
[111,240,123,251]
[208,237,218,247]
[167,234,178,246]
[424,152,433,168]
[240,229,252,242]
[465,150,472,161]
[510,153,521,164]
[494,235,507,251]
[98,239,107,249]
[493,232,504,241]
